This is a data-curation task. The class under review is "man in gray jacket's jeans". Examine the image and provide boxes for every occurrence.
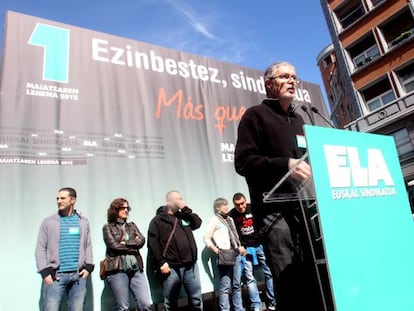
[35,187,94,311]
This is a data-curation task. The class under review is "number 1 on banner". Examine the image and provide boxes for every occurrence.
[28,23,70,83]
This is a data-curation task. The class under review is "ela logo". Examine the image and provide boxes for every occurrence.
[28,23,70,83]
[324,145,394,188]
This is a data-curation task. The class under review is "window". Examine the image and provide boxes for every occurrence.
[378,9,414,48]
[353,45,380,68]
[335,0,365,29]
[361,78,396,111]
[347,34,380,69]
[323,54,333,68]
[366,90,395,111]
[396,62,414,93]
[392,128,413,156]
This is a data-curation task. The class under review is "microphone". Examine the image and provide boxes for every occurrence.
[301,105,314,125]
[310,106,335,128]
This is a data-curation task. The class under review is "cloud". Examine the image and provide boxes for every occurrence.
[165,0,217,40]
[118,0,263,69]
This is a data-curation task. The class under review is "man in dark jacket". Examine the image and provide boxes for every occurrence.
[230,192,276,311]
[235,62,323,310]
[147,190,203,310]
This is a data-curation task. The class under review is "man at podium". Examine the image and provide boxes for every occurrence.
[235,61,323,310]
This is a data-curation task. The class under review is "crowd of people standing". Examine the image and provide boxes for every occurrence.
[35,188,278,311]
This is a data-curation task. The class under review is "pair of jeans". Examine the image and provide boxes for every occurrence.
[106,270,152,311]
[243,245,276,307]
[217,253,244,311]
[41,271,87,311]
[162,263,203,311]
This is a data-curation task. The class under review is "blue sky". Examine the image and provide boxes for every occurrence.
[0,0,332,95]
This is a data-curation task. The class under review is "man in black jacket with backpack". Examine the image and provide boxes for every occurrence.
[148,190,203,310]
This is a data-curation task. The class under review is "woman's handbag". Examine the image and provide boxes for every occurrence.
[99,258,108,280]
[216,214,239,266]
[218,248,237,265]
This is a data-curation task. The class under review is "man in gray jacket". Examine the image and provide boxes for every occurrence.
[35,187,94,311]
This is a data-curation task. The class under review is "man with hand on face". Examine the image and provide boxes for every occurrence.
[148,190,203,311]
[35,187,94,311]
[235,62,323,310]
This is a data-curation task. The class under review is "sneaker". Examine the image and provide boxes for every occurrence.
[267,302,276,311]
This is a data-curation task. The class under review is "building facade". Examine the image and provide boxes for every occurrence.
[318,0,414,209]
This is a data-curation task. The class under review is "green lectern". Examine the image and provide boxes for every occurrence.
[264,125,414,311]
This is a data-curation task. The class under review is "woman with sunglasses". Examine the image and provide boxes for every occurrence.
[102,198,152,311]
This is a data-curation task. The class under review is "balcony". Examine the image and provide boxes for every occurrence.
[346,92,414,132]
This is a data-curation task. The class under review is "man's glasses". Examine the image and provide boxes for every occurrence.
[270,74,299,83]
[120,206,131,211]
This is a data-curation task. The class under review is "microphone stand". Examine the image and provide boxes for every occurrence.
[301,105,315,125]
[310,106,335,128]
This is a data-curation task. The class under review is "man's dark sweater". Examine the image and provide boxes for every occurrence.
[235,98,306,219]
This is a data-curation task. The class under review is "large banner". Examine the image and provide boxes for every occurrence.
[0,11,327,310]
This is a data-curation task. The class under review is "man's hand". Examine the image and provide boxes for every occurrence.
[160,262,171,274]
[79,269,90,279]
[239,246,247,256]
[289,158,311,182]
[210,245,219,255]
[43,274,55,284]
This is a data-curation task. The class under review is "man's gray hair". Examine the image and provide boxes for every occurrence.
[264,61,295,80]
